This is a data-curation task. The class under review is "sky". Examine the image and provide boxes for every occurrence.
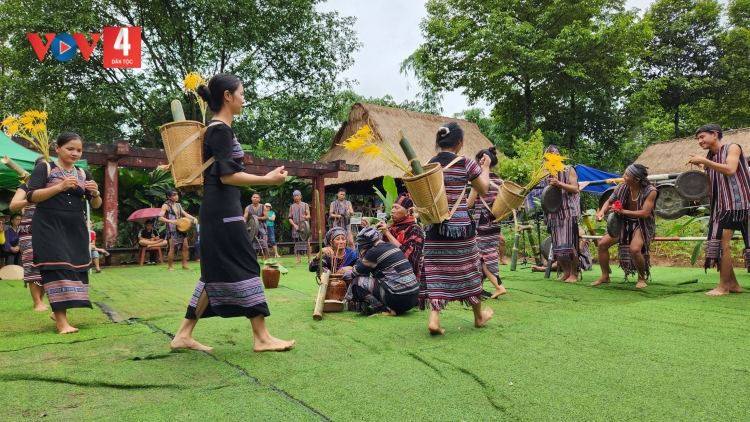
[315,0,720,117]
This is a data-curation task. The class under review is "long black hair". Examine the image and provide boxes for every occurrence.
[196,73,242,112]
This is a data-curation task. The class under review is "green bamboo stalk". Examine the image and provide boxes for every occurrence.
[171,100,186,122]
[399,131,423,175]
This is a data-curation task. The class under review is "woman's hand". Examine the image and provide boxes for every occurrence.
[321,246,334,258]
[265,166,288,185]
[84,179,99,195]
[337,266,353,274]
[59,176,79,192]
[549,177,560,187]
[478,153,491,170]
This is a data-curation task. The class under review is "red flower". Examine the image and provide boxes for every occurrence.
[613,200,623,210]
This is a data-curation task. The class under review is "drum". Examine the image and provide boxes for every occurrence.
[675,170,710,201]
[245,214,259,241]
[655,183,688,220]
[606,212,622,238]
[176,217,192,233]
[541,185,563,214]
[540,236,552,260]
[323,274,346,312]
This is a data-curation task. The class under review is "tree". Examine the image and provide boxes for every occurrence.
[0,0,360,160]
[639,0,723,138]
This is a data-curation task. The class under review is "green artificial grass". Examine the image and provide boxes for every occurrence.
[2,259,750,421]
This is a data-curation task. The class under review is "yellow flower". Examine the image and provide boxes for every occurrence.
[339,136,366,151]
[543,152,566,175]
[38,111,48,120]
[33,122,46,135]
[1,115,15,127]
[183,72,202,92]
[362,144,382,158]
[17,115,34,125]
[6,122,19,136]
[23,122,35,131]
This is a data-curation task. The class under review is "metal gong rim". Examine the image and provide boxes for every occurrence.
[246,214,259,241]
[541,185,563,214]
[655,184,688,220]
[599,186,616,214]
[540,236,552,259]
[607,212,622,238]
[298,220,311,241]
[674,170,710,201]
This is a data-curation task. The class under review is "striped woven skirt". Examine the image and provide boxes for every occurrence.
[618,217,650,279]
[19,226,41,285]
[293,235,308,254]
[549,216,578,261]
[419,225,483,311]
[476,225,501,282]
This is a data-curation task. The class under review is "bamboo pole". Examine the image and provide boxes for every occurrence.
[398,131,423,175]
[171,100,186,122]
[2,156,30,179]
[313,272,329,321]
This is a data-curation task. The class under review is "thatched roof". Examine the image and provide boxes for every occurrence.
[635,127,750,175]
[318,102,494,186]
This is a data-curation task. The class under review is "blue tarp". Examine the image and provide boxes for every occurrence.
[574,164,620,194]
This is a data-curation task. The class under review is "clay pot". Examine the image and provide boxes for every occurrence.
[325,274,347,301]
[262,267,280,289]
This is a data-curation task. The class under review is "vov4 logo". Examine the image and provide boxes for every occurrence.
[26,27,141,68]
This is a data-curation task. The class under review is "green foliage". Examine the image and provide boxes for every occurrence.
[372,175,397,216]
[494,129,546,186]
[262,259,288,274]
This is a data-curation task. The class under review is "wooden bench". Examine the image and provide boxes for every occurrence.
[104,246,197,266]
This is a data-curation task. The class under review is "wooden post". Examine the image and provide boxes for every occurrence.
[315,174,326,246]
[103,159,119,250]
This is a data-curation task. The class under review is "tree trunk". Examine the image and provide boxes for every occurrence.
[524,80,532,133]
[569,91,576,150]
[673,107,680,139]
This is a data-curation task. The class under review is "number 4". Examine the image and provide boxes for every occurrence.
[114,27,131,57]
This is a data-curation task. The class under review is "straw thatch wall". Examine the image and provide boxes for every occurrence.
[318,102,494,186]
[635,127,750,175]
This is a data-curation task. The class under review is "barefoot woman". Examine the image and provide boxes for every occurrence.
[26,133,102,334]
[420,122,493,334]
[689,124,750,296]
[170,73,294,352]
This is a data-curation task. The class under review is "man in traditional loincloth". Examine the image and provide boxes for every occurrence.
[592,164,658,289]
[689,124,750,296]
[544,145,581,283]
[159,189,197,271]
[288,190,311,264]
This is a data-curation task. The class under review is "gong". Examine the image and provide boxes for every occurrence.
[298,220,311,241]
[246,214,260,241]
[674,170,710,201]
[541,185,563,214]
[607,212,622,238]
[540,236,552,260]
[655,183,688,220]
[599,186,617,214]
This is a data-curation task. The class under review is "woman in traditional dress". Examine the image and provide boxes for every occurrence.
[375,193,424,282]
[468,147,507,299]
[308,227,359,274]
[9,156,48,311]
[421,122,494,334]
[343,227,419,316]
[170,73,294,352]
[25,133,101,334]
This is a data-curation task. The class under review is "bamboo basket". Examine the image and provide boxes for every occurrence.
[491,181,526,222]
[159,121,206,193]
[402,163,449,225]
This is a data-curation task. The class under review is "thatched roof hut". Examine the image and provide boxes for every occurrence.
[635,127,750,175]
[318,102,494,192]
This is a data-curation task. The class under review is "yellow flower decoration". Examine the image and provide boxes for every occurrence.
[339,136,367,151]
[1,109,51,162]
[543,152,566,175]
[6,122,19,136]
[17,115,34,125]
[362,144,382,158]
[1,116,15,127]
[183,72,202,92]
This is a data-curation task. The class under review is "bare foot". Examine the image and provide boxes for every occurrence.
[182,266,193,270]
[564,275,578,283]
[500,261,508,265]
[170,336,214,351]
[428,324,446,335]
[253,336,295,352]
[555,275,566,281]
[490,285,507,299]
[728,283,743,293]
[706,286,731,296]
[168,267,175,271]
[57,323,78,334]
[635,279,648,289]
[296,260,301,264]
[381,310,397,316]
[49,312,56,322]
[34,303,49,311]
[591,277,610,287]
[475,308,494,327]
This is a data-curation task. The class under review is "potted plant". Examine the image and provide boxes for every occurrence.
[261,259,288,289]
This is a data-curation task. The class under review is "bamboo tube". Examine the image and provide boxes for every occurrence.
[313,271,330,321]
[398,131,423,175]
[2,156,30,179]
[171,100,186,122]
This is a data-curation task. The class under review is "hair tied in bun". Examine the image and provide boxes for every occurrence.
[439,127,450,138]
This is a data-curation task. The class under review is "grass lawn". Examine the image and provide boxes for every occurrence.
[2,259,750,421]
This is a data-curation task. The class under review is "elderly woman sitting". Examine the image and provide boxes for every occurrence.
[309,227,359,274]
[342,227,419,316]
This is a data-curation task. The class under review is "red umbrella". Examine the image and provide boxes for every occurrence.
[127,208,163,223]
